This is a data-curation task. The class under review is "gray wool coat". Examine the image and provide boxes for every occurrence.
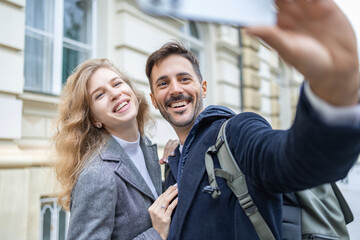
[67,136,163,240]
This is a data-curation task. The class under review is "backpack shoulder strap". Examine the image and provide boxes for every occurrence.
[331,182,354,224]
[204,119,275,240]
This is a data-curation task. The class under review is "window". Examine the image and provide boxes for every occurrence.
[181,21,204,62]
[24,0,95,95]
[40,197,70,240]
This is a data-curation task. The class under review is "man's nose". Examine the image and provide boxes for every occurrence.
[169,80,183,95]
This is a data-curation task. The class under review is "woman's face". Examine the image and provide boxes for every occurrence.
[87,67,139,135]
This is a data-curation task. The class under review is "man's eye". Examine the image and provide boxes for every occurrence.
[157,82,167,87]
[181,77,190,82]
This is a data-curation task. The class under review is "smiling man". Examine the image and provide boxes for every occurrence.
[149,53,207,142]
[145,1,360,239]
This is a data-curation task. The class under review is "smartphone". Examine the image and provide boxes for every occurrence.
[136,0,276,27]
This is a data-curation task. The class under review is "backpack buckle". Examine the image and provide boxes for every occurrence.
[202,185,221,195]
[239,194,257,215]
[214,136,225,152]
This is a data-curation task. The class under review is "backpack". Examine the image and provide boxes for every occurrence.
[203,119,353,240]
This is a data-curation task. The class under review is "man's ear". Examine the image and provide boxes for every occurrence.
[150,93,159,109]
[201,80,207,98]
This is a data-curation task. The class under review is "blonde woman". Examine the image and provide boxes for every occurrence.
[54,58,178,240]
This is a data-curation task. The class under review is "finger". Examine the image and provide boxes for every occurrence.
[161,190,178,210]
[162,183,178,196]
[165,197,178,216]
[163,186,178,203]
[297,0,336,19]
[170,140,179,156]
[163,140,178,159]
[156,184,178,208]
[245,25,302,62]
[163,140,171,158]
[163,139,175,159]
[276,0,303,23]
[159,157,167,164]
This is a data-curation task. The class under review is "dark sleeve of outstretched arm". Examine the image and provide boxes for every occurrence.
[226,88,360,193]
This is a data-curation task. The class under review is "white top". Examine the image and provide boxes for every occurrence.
[113,134,158,199]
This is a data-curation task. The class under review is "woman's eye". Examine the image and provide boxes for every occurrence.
[114,81,123,87]
[95,93,104,100]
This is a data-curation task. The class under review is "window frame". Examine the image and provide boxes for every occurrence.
[181,21,204,66]
[24,0,97,95]
[39,197,70,240]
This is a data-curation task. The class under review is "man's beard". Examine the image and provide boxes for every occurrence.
[158,93,203,128]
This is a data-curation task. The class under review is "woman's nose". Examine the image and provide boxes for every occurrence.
[110,89,121,101]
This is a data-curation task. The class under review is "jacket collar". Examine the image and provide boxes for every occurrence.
[100,136,161,200]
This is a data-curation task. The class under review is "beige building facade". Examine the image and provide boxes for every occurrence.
[0,0,302,239]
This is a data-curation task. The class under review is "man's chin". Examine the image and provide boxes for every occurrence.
[168,116,195,128]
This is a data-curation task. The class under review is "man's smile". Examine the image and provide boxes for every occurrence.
[165,94,193,111]
[169,100,189,108]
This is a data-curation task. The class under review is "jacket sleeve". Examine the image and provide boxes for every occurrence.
[226,87,360,193]
[133,228,162,240]
[67,164,117,240]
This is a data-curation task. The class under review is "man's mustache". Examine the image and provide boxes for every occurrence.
[165,94,193,106]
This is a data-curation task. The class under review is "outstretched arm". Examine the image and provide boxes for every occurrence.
[246,0,359,106]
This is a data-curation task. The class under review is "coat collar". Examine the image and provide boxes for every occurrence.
[100,136,161,200]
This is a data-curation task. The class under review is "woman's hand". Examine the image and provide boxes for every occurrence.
[159,139,179,164]
[148,184,178,240]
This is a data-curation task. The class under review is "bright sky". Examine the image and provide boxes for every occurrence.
[334,0,360,56]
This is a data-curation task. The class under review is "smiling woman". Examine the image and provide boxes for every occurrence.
[87,67,140,141]
[53,58,178,240]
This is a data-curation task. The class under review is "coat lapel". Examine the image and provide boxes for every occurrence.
[100,136,157,200]
[140,137,162,196]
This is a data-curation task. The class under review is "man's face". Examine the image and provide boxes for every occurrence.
[150,54,207,129]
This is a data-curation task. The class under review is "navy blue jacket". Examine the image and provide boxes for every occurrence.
[166,89,360,240]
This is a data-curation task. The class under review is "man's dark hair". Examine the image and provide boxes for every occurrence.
[146,41,203,92]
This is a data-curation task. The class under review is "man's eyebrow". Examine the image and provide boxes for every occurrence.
[90,77,119,97]
[155,75,168,85]
[176,72,192,77]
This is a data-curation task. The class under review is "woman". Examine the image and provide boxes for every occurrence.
[53,58,178,240]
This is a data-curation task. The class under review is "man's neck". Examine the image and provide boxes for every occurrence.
[174,125,193,145]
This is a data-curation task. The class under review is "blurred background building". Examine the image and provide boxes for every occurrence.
[0,0,358,239]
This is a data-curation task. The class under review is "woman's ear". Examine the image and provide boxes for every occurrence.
[91,115,102,128]
[94,121,102,128]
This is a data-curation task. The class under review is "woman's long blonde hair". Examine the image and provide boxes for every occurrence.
[53,58,152,210]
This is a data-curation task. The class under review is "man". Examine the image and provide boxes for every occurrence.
[146,1,360,239]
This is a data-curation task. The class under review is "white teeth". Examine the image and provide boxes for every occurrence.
[171,101,187,108]
[115,101,128,112]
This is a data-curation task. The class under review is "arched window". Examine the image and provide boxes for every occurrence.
[40,197,69,240]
